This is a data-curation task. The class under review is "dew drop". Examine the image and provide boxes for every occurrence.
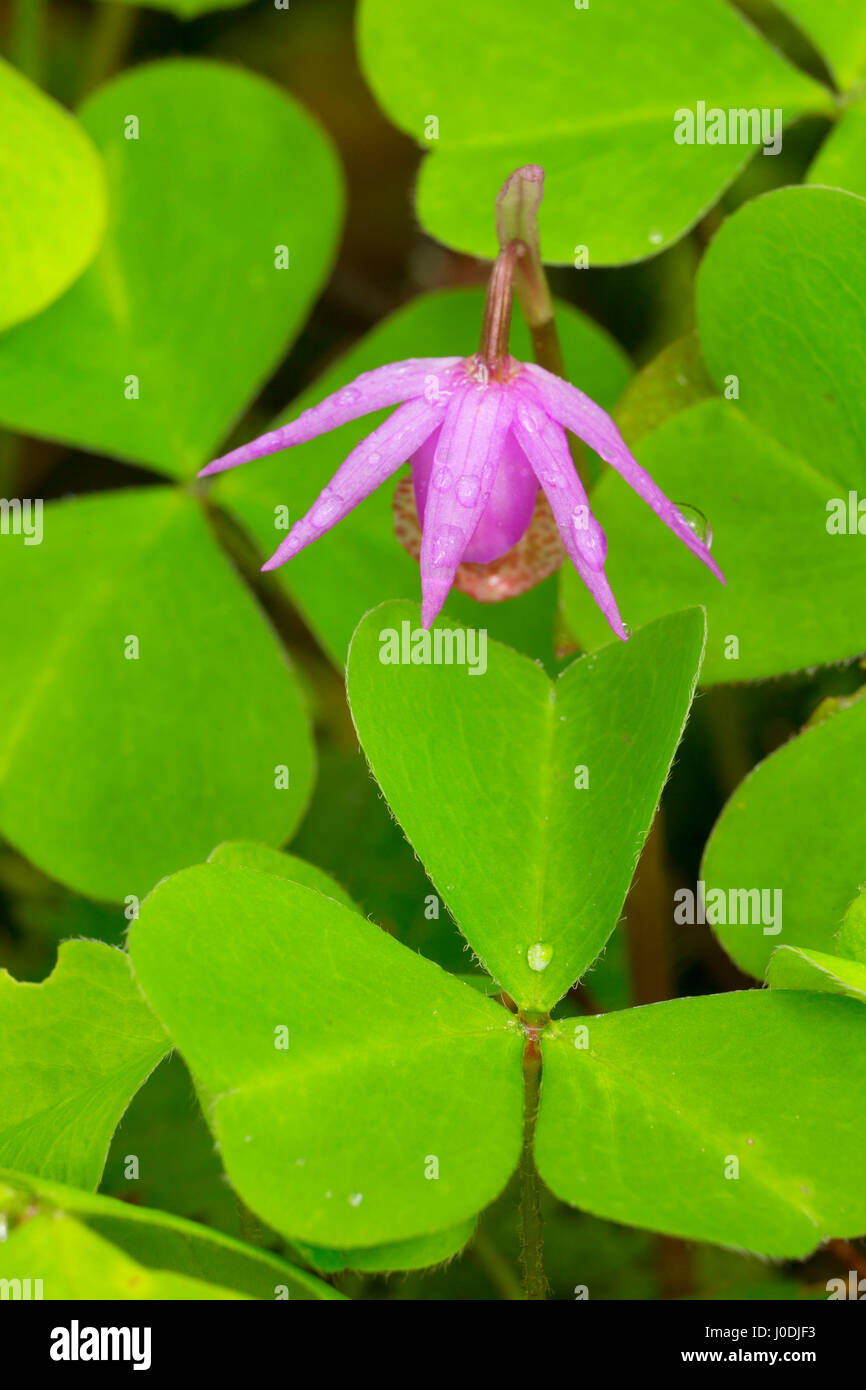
[431,524,465,567]
[338,387,361,407]
[622,622,632,638]
[348,1192,364,1207]
[310,492,342,528]
[573,511,607,569]
[456,475,481,507]
[674,502,712,548]
[432,467,453,491]
[517,400,543,435]
[367,450,382,467]
[527,941,554,972]
[648,230,663,245]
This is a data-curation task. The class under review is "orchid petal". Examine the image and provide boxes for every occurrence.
[522,363,725,585]
[260,394,449,571]
[512,397,627,641]
[199,358,462,477]
[418,380,516,627]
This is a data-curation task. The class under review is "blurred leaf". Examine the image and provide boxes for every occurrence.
[808,103,866,195]
[216,288,630,669]
[293,1218,475,1275]
[0,942,167,1188]
[0,489,314,902]
[107,0,255,17]
[535,991,866,1258]
[101,1053,242,1237]
[767,944,866,1002]
[563,187,866,682]
[358,0,827,265]
[0,1211,248,1299]
[0,58,105,333]
[702,692,866,977]
[775,0,866,88]
[0,1168,340,1299]
[0,60,343,476]
[129,864,524,1247]
[347,601,705,1011]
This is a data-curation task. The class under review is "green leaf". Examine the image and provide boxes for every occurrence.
[0,58,106,333]
[0,60,343,477]
[698,187,866,494]
[535,991,866,1258]
[701,693,866,978]
[217,287,629,668]
[808,103,866,197]
[207,840,355,910]
[0,488,314,902]
[775,0,866,88]
[0,1211,249,1299]
[128,864,524,1247]
[347,601,705,1011]
[562,187,866,682]
[767,945,866,1003]
[839,887,866,963]
[293,1218,475,1275]
[358,0,827,266]
[0,1168,341,1299]
[612,331,716,446]
[0,942,168,1188]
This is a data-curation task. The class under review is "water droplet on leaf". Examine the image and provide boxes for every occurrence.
[527,941,553,972]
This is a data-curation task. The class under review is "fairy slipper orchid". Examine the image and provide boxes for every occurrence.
[200,173,723,639]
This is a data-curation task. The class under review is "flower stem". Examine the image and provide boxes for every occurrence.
[478,239,526,376]
[517,1018,548,1299]
[495,164,589,486]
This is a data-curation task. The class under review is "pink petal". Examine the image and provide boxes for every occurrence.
[512,391,627,641]
[522,363,725,585]
[418,381,516,627]
[261,395,449,571]
[199,358,462,477]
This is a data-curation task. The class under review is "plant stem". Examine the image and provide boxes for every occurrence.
[470,1228,523,1301]
[79,3,138,100]
[517,1020,548,1299]
[12,0,44,82]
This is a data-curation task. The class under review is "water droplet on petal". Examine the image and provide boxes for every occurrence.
[431,524,465,567]
[456,475,481,507]
[622,622,633,638]
[517,400,543,434]
[432,467,453,491]
[367,450,382,467]
[338,387,361,407]
[348,1192,364,1207]
[527,941,554,972]
[310,492,343,528]
[674,502,712,548]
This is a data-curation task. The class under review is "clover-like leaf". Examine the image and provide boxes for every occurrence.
[347,601,705,1011]
[0,58,106,333]
[701,692,866,978]
[0,60,343,477]
[0,488,314,902]
[535,991,866,1258]
[562,187,866,682]
[216,287,630,668]
[0,1168,341,1300]
[776,0,866,89]
[0,942,168,1188]
[767,945,866,1003]
[128,864,524,1247]
[358,0,827,265]
[207,840,355,910]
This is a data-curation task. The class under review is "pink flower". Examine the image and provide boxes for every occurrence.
[199,352,723,639]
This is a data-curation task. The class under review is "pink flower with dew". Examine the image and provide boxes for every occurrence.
[200,176,724,639]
